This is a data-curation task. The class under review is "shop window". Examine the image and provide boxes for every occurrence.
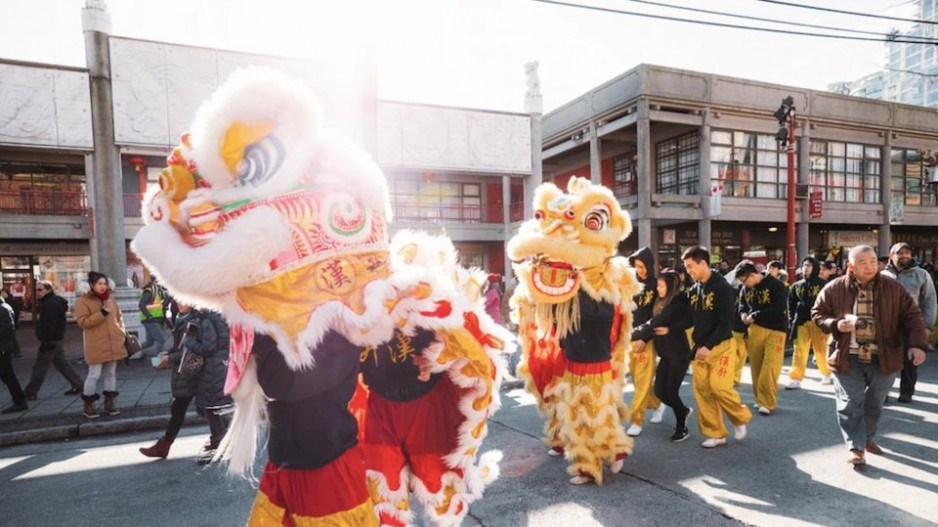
[656,131,699,195]
[612,152,637,197]
[711,129,792,198]
[808,140,882,203]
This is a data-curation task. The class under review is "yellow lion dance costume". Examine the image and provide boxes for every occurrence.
[508,177,639,485]
[132,68,509,526]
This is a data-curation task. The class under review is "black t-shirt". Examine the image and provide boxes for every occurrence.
[560,290,615,363]
[360,328,439,402]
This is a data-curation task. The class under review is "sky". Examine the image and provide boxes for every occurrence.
[0,0,924,113]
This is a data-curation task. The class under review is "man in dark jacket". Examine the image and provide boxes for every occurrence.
[23,281,83,400]
[786,257,833,389]
[682,246,752,448]
[812,245,928,466]
[626,247,665,436]
[0,295,27,413]
[736,260,789,415]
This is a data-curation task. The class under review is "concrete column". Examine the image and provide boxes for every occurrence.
[83,1,141,339]
[589,120,602,185]
[502,174,513,282]
[698,110,712,249]
[635,101,653,250]
[880,133,892,254]
[797,120,810,258]
[524,63,543,224]
[84,153,100,271]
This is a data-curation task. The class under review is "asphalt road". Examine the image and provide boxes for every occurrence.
[2,358,936,527]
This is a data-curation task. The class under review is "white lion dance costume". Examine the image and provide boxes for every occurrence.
[132,68,508,527]
[508,177,639,485]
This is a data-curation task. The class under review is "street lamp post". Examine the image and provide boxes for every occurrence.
[774,96,797,284]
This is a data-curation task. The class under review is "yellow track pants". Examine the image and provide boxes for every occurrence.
[747,324,786,411]
[789,321,832,381]
[692,338,752,439]
[732,331,748,385]
[628,340,661,425]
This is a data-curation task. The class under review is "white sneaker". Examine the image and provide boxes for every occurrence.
[650,405,666,424]
[569,475,593,485]
[547,447,563,457]
[701,437,727,448]
[757,406,771,415]
[821,375,833,385]
[734,424,748,441]
[610,459,625,474]
[785,380,801,390]
[626,423,643,436]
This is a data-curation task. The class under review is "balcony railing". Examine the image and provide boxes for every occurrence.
[124,194,143,217]
[613,180,637,198]
[0,190,88,216]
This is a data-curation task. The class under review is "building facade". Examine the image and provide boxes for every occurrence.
[542,64,938,271]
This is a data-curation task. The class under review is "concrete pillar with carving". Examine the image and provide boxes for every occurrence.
[698,109,712,249]
[502,174,513,283]
[82,0,142,341]
[636,100,653,250]
[879,133,892,253]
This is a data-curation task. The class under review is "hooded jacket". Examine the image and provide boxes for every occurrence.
[632,292,693,361]
[688,271,736,350]
[883,260,937,329]
[628,247,658,335]
[739,274,789,333]
[788,257,826,334]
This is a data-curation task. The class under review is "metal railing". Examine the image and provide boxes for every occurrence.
[124,194,143,217]
[0,190,88,216]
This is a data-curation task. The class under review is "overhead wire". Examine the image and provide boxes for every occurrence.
[618,0,938,42]
[755,0,938,26]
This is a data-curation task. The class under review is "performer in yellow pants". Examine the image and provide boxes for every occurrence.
[732,330,748,385]
[789,321,832,382]
[692,338,752,440]
[628,341,662,427]
[746,324,786,412]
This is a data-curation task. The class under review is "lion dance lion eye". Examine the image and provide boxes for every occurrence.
[534,210,545,221]
[584,211,607,231]
[564,209,576,220]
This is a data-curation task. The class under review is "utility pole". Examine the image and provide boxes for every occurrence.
[774,96,796,284]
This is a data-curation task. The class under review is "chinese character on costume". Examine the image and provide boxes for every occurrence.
[131,68,510,527]
[508,177,640,485]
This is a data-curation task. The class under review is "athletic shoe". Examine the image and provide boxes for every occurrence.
[897,394,913,403]
[734,424,748,441]
[63,388,81,396]
[757,406,771,415]
[626,423,643,436]
[649,404,666,424]
[848,449,865,465]
[547,447,564,457]
[569,472,594,485]
[784,380,801,390]
[610,453,628,474]
[865,441,883,455]
[820,375,833,385]
[670,427,689,442]
[701,437,727,448]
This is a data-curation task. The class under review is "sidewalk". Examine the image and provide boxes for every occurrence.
[0,322,204,446]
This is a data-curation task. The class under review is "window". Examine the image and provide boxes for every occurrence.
[891,148,938,207]
[656,131,699,195]
[809,140,882,203]
[710,130,792,198]
[389,179,484,223]
[612,152,637,197]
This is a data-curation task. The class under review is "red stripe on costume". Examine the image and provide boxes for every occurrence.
[564,360,612,376]
[610,308,622,347]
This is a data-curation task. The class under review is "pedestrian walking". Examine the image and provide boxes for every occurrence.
[74,272,128,419]
[22,281,83,400]
[0,288,22,357]
[736,260,789,415]
[0,293,27,413]
[632,270,694,442]
[139,303,232,464]
[881,242,937,403]
[134,275,168,360]
[787,257,834,389]
[682,246,752,449]
[483,274,503,324]
[627,247,665,436]
[812,245,928,465]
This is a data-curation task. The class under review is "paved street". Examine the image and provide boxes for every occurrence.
[2,355,935,526]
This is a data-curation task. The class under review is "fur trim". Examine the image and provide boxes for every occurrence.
[215,358,267,478]
[368,468,416,527]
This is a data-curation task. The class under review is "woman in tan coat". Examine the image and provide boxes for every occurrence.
[75,271,127,419]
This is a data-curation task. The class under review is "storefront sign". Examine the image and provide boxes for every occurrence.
[709,182,723,218]
[828,230,878,248]
[663,229,676,244]
[809,191,823,220]
[889,200,904,223]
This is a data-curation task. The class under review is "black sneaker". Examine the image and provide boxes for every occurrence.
[670,427,690,443]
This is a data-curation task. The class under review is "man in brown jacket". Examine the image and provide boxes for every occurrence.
[812,245,928,466]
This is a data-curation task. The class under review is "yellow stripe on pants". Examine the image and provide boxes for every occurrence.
[746,324,786,411]
[692,338,752,439]
[789,321,832,380]
[732,331,748,385]
[628,340,661,425]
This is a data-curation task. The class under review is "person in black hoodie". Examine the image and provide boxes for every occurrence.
[0,295,27,413]
[736,260,789,416]
[633,270,694,442]
[786,257,834,389]
[23,281,83,400]
[682,247,752,448]
[626,247,665,436]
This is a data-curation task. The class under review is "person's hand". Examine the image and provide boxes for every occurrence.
[836,317,856,332]
[653,327,669,336]
[908,347,927,366]
[741,314,754,326]
[104,298,117,313]
[413,354,433,382]
[695,346,711,361]
[631,340,646,353]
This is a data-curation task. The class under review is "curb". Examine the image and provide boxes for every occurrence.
[0,411,206,447]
